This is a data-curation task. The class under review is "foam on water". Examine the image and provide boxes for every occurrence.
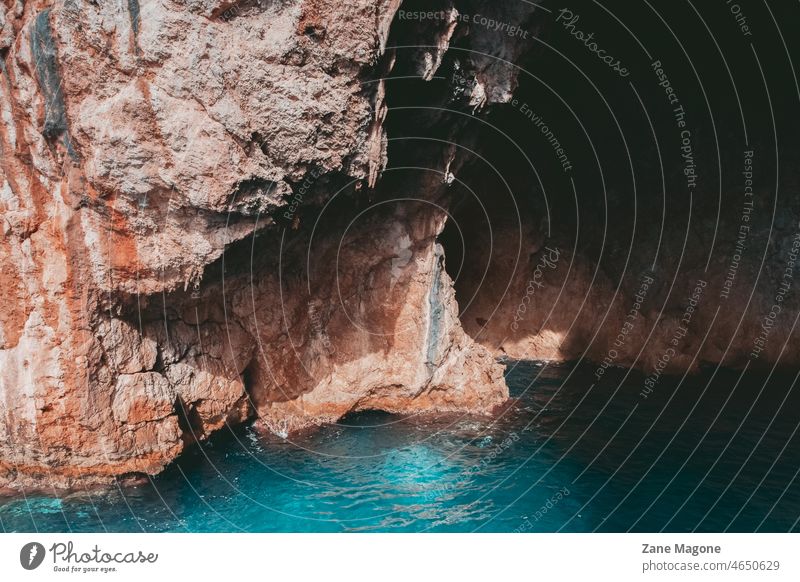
[1,362,798,532]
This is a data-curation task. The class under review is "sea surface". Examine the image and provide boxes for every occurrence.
[2,361,799,532]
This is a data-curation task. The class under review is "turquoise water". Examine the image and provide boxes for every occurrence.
[2,361,799,532]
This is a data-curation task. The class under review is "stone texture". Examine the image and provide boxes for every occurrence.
[0,0,508,491]
[234,200,506,435]
[4,0,789,494]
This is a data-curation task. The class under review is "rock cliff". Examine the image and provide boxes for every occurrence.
[0,0,518,490]
[1,0,798,491]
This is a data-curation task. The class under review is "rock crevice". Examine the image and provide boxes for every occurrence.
[0,0,509,490]
[3,0,796,493]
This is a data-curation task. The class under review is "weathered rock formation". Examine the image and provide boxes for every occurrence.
[1,0,798,491]
[0,0,528,490]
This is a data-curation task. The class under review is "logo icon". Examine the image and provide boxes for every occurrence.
[20,542,46,570]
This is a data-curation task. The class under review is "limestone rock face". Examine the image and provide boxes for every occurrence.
[236,202,507,435]
[2,0,796,493]
[0,0,508,490]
